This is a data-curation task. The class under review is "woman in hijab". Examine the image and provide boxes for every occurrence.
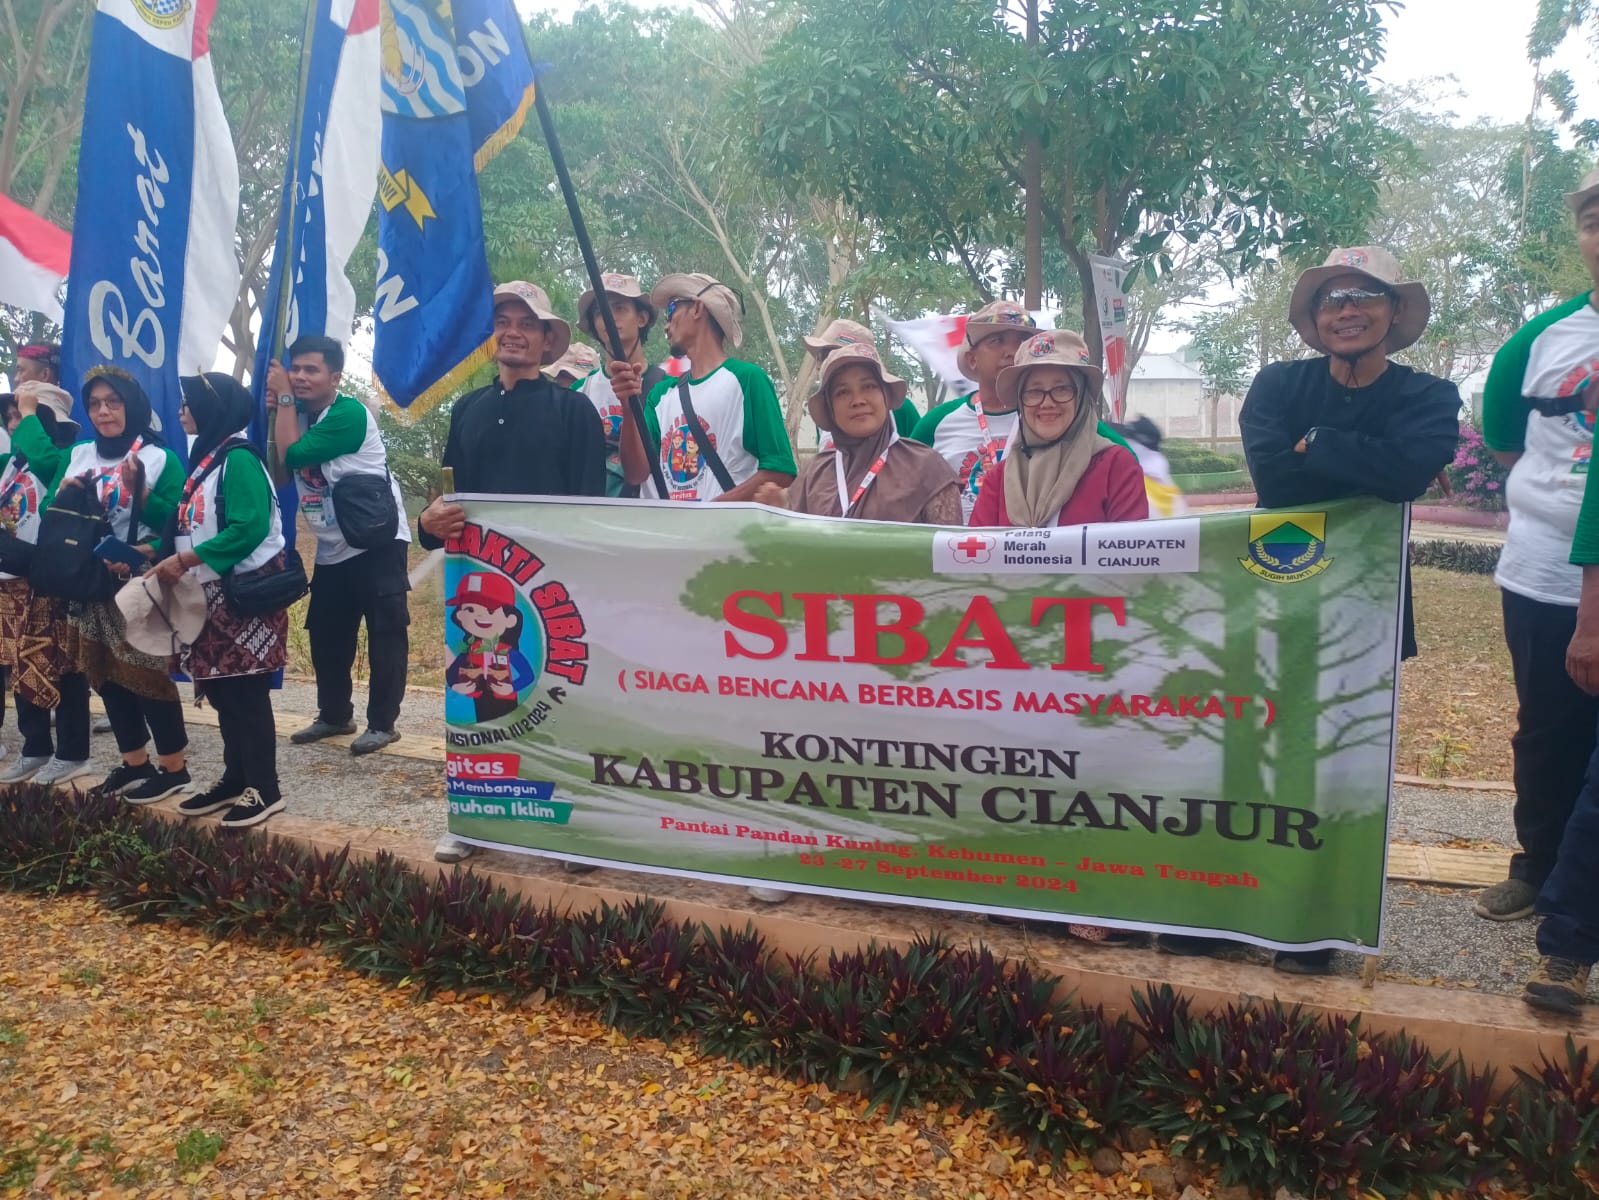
[60,366,190,800]
[146,373,290,829]
[0,382,94,786]
[970,330,1147,946]
[969,330,1148,528]
[761,343,961,525]
[749,343,959,905]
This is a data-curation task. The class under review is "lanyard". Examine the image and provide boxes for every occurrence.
[833,429,899,517]
[96,436,143,504]
[179,444,224,507]
[970,401,1009,484]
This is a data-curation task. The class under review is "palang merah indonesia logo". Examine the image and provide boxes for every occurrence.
[1241,512,1332,583]
[131,0,191,30]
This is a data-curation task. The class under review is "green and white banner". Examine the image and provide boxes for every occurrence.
[441,495,1407,951]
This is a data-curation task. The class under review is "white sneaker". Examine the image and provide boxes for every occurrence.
[747,887,791,905]
[33,758,95,788]
[0,754,50,783]
[434,835,476,863]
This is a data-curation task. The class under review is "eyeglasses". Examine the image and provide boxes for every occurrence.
[666,298,694,318]
[86,395,124,412]
[1316,287,1393,314]
[1021,385,1078,408]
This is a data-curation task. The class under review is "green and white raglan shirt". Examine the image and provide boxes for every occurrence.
[64,437,182,547]
[641,359,797,501]
[1483,293,1599,604]
[282,393,410,565]
[910,395,1131,521]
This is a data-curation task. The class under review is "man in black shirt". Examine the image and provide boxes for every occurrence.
[419,280,606,862]
[1162,246,1460,974]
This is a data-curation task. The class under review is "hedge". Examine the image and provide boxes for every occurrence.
[1,783,1594,1199]
[1410,539,1502,576]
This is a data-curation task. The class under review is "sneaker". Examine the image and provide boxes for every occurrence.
[1274,948,1335,976]
[1524,956,1592,1017]
[289,719,356,745]
[748,887,790,905]
[92,716,112,735]
[350,728,400,756]
[219,788,285,829]
[0,754,50,784]
[434,835,476,864]
[1474,877,1540,922]
[98,760,158,796]
[34,758,96,788]
[122,766,192,805]
[176,782,244,819]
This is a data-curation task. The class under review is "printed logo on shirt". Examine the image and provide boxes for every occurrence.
[957,438,1007,501]
[1558,360,1599,437]
[94,468,133,511]
[1240,512,1332,583]
[595,402,623,444]
[0,473,38,535]
[663,417,718,498]
[179,491,206,534]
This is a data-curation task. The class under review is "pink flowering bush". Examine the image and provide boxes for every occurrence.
[1444,423,1509,511]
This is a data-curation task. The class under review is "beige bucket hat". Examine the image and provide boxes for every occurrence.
[1287,247,1431,355]
[116,573,207,657]
[802,317,875,358]
[958,299,1037,374]
[542,342,601,382]
[13,381,79,433]
[650,273,744,348]
[806,344,908,435]
[491,281,572,364]
[576,272,656,342]
[1565,167,1599,215]
[995,329,1104,413]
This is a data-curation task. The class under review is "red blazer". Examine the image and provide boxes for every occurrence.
[968,445,1149,527]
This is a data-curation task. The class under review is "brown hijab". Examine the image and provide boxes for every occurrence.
[790,344,959,523]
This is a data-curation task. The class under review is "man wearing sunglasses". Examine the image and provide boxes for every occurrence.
[612,272,796,502]
[1191,246,1458,976]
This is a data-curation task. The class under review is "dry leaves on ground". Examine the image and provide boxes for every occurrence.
[0,892,1160,1199]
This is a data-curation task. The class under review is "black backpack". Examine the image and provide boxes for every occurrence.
[30,479,115,602]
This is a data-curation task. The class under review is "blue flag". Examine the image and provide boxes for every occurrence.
[61,0,241,461]
[252,0,381,535]
[371,0,535,412]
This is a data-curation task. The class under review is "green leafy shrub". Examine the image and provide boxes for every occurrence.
[1506,1039,1599,1199]
[991,1006,1141,1156]
[0,784,128,894]
[1163,439,1247,474]
[1410,539,1502,575]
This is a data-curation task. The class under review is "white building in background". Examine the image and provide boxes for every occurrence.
[1124,353,1239,438]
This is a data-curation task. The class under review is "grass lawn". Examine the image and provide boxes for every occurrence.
[1399,566,1513,782]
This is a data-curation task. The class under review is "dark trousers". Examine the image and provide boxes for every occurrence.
[15,672,90,761]
[1537,733,1599,964]
[1502,589,1598,886]
[305,538,410,732]
[99,681,188,758]
[207,672,280,803]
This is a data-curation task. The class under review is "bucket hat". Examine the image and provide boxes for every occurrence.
[994,329,1104,414]
[1565,166,1599,216]
[650,273,744,348]
[492,281,572,364]
[543,343,601,381]
[802,318,875,358]
[1287,247,1430,355]
[116,573,207,657]
[806,344,908,435]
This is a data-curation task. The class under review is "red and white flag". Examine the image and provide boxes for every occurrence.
[0,193,70,323]
[886,314,977,397]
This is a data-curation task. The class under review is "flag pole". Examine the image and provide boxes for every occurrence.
[263,0,321,484]
[524,65,669,499]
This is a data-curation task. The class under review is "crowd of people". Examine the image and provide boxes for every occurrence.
[7,168,1599,1018]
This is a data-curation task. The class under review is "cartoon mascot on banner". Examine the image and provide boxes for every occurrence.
[446,571,536,722]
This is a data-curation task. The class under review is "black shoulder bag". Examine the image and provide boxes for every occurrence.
[331,464,399,549]
[211,442,310,617]
[675,376,736,495]
[30,477,114,602]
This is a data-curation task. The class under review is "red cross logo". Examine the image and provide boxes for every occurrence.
[952,534,992,563]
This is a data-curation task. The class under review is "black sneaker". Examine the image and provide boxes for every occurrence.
[350,728,400,756]
[122,766,192,805]
[1274,948,1335,976]
[219,788,285,829]
[176,781,244,818]
[98,760,158,796]
[290,719,357,745]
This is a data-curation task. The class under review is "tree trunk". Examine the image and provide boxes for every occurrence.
[1022,0,1042,311]
[1065,241,1103,368]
